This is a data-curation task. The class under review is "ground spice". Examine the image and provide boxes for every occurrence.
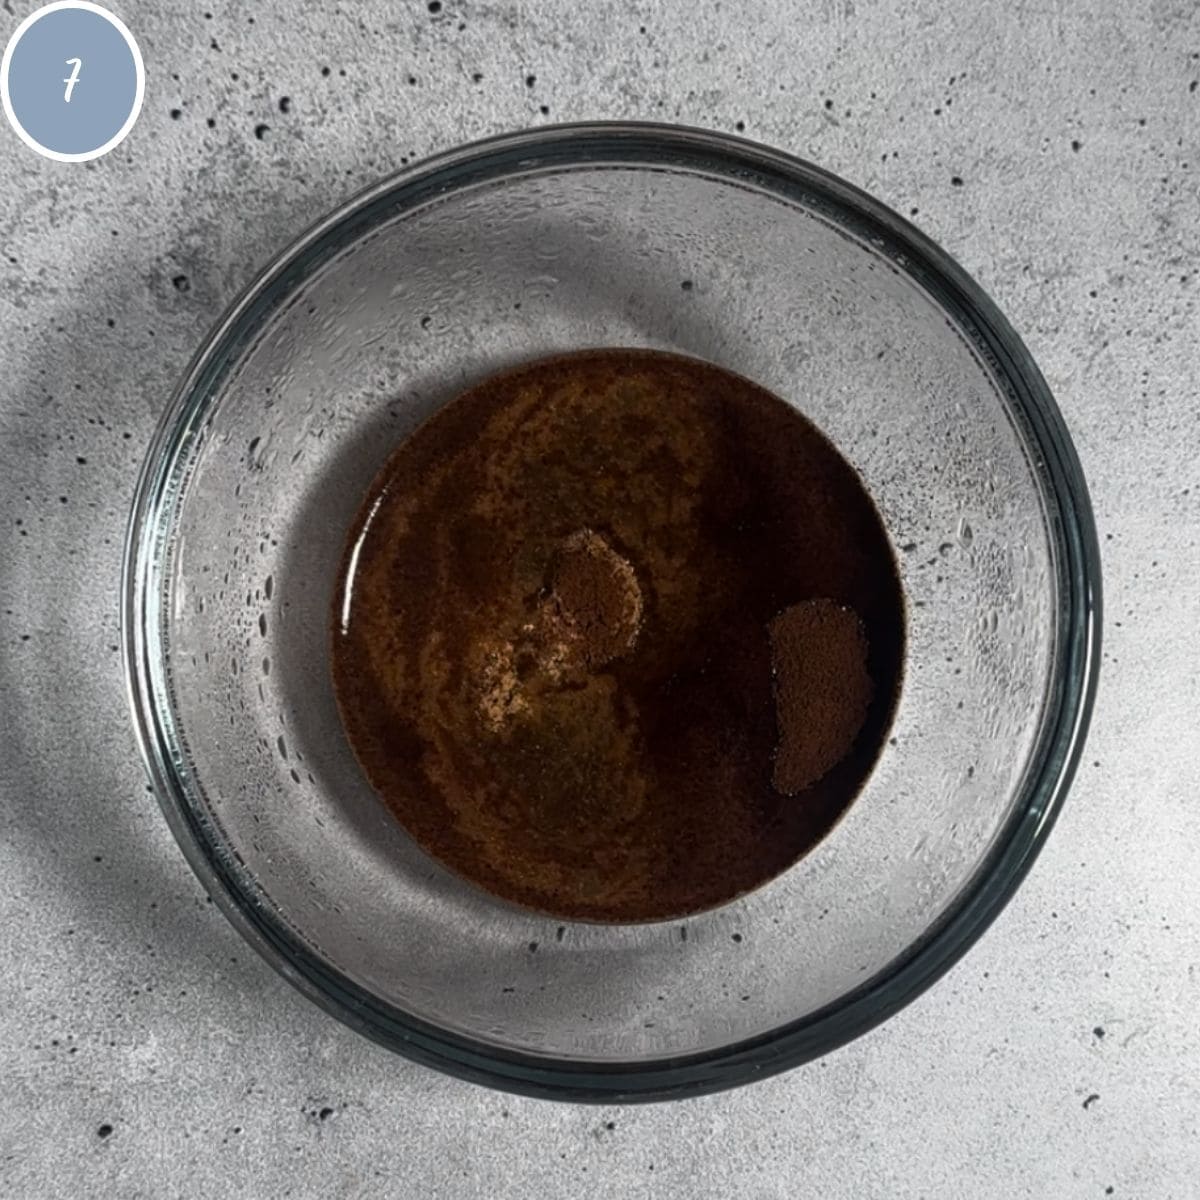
[332,349,905,922]
[545,530,643,671]
[768,600,874,794]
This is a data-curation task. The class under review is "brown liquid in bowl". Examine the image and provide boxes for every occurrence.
[331,349,905,922]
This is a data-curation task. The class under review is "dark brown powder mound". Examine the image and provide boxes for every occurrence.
[769,600,874,794]
[545,529,643,671]
[331,349,905,922]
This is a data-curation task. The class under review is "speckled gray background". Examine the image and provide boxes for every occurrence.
[1,1,1197,1196]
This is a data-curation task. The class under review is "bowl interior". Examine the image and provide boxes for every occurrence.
[139,138,1060,1066]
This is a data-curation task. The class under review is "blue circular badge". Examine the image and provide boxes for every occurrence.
[2,2,144,162]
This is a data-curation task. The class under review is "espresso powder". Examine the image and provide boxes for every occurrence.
[332,349,905,922]
[768,600,874,794]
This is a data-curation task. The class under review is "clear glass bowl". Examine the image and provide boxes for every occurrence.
[122,123,1100,1101]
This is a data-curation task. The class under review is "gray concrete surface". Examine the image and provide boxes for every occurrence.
[1,0,1197,1196]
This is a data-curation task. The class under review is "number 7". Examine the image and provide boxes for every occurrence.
[63,57,81,102]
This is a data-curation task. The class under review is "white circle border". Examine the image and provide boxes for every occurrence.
[1,0,145,163]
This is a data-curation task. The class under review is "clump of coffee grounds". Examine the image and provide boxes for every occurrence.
[474,529,643,731]
[768,600,874,794]
[545,529,643,673]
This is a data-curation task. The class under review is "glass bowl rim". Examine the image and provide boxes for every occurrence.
[121,121,1102,1102]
